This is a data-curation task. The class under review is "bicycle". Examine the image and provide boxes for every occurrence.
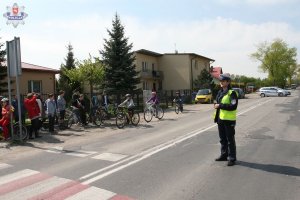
[0,121,28,141]
[115,106,140,129]
[87,108,102,126]
[174,101,183,114]
[99,103,119,125]
[143,102,164,123]
[65,107,81,128]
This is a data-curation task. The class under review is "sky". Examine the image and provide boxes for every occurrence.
[1,0,300,78]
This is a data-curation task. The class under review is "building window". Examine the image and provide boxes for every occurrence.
[142,61,148,72]
[28,80,42,93]
[143,81,148,90]
[194,60,198,70]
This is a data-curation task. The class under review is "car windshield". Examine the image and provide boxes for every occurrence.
[197,89,209,95]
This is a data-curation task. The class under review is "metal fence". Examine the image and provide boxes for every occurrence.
[6,89,195,114]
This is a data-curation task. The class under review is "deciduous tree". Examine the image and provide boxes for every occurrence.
[64,55,104,98]
[251,38,297,87]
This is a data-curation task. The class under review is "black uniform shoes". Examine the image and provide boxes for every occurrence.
[215,155,228,161]
[215,155,236,166]
[227,160,235,166]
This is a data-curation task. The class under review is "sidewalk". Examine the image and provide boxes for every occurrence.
[0,104,202,150]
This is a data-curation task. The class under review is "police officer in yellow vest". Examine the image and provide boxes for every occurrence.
[214,74,238,166]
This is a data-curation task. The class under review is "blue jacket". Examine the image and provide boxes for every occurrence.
[46,99,57,116]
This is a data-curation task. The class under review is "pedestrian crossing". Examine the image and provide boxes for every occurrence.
[0,163,12,170]
[0,162,134,200]
[44,146,128,162]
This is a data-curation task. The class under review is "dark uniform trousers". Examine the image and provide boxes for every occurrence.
[218,119,236,161]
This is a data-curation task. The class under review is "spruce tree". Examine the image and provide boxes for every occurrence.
[58,43,80,102]
[100,14,140,99]
[0,39,7,94]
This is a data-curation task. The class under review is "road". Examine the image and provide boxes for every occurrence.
[0,90,300,200]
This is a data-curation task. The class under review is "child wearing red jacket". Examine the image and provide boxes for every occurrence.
[0,98,13,140]
[24,93,41,139]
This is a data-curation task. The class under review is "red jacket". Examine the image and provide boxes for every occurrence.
[1,105,11,121]
[24,96,40,119]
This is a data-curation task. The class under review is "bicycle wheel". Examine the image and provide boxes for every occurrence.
[144,108,153,123]
[100,109,109,124]
[13,124,28,141]
[93,113,102,126]
[157,107,164,119]
[67,115,75,128]
[175,105,179,114]
[116,113,126,129]
[131,112,140,126]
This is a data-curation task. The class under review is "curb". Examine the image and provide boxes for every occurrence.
[0,142,10,149]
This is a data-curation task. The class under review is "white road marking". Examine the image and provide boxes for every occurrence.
[0,176,71,200]
[65,150,98,158]
[0,169,39,185]
[44,147,98,158]
[81,98,274,184]
[45,150,62,154]
[52,146,64,151]
[82,124,217,185]
[92,153,128,162]
[44,146,64,154]
[0,165,121,200]
[65,186,116,200]
[0,163,12,170]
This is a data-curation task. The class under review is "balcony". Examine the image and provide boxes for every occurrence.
[140,70,164,80]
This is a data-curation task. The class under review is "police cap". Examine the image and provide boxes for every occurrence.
[219,74,231,81]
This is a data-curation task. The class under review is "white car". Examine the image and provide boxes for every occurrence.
[283,88,291,95]
[259,87,288,97]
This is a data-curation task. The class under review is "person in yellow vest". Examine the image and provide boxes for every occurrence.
[214,74,238,166]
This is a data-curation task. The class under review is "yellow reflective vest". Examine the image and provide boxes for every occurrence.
[216,90,237,121]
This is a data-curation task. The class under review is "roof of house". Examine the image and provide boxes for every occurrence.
[21,62,60,73]
[164,53,215,62]
[135,49,163,57]
[135,49,215,62]
[1,61,60,73]
[210,66,223,79]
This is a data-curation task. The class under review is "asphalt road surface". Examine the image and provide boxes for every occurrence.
[1,90,299,200]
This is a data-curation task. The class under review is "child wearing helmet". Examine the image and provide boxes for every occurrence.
[119,94,135,109]
[119,94,135,122]
[147,91,159,117]
[147,92,159,105]
[173,91,183,112]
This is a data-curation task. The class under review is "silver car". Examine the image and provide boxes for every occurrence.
[259,87,287,97]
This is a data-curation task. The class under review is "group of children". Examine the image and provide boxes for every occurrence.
[1,90,183,140]
[0,91,67,141]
